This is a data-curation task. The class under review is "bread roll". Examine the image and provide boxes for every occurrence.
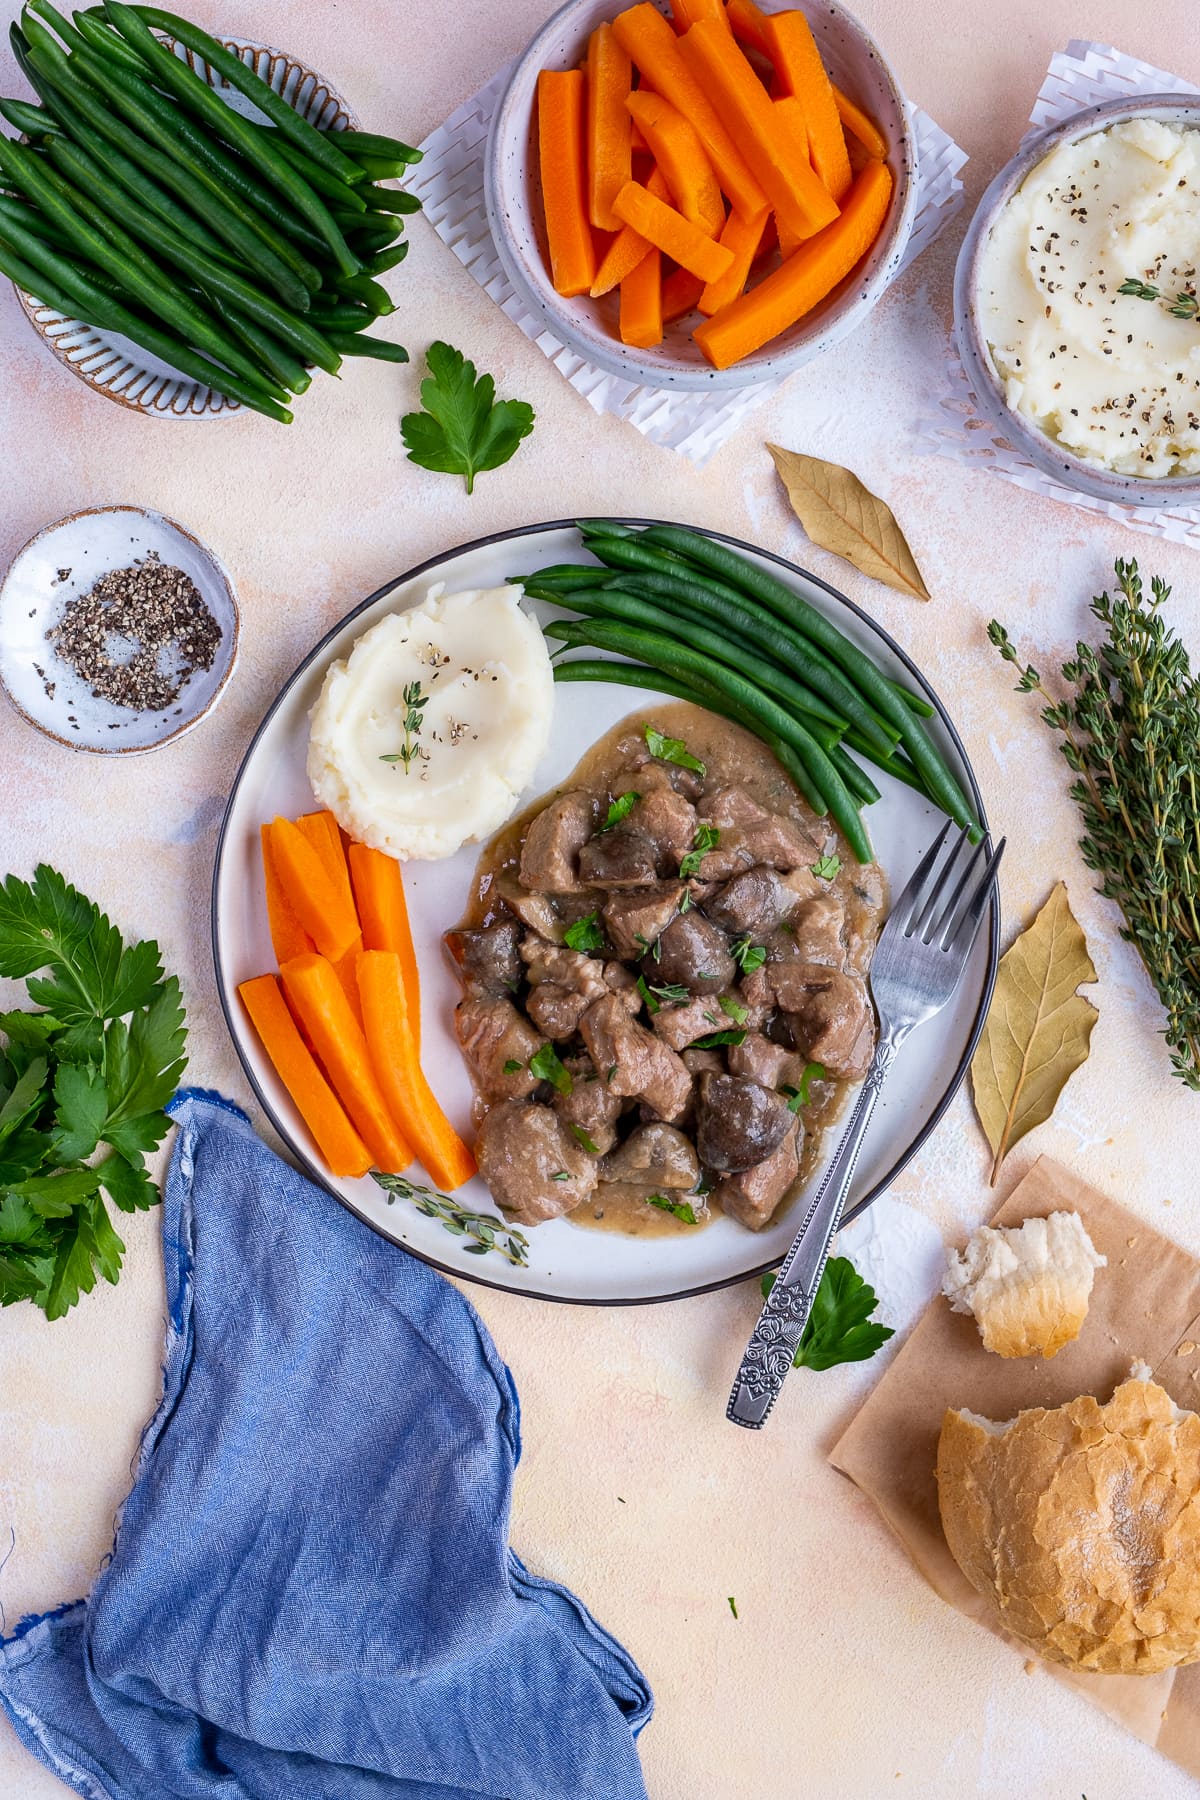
[937,1375,1200,1674]
[942,1210,1105,1358]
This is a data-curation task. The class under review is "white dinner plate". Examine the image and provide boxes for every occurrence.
[212,520,998,1304]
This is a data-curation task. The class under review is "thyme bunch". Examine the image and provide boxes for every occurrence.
[989,560,1200,1089]
[371,1172,529,1267]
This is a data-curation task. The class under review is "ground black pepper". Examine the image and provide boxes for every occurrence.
[47,552,220,712]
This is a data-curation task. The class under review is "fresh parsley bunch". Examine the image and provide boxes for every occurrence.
[0,866,187,1319]
[762,1256,894,1371]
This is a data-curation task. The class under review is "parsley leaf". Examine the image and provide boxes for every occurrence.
[761,1256,894,1371]
[647,1193,699,1224]
[600,791,640,832]
[730,935,766,973]
[679,824,720,880]
[810,853,842,882]
[400,341,535,494]
[718,994,748,1026]
[563,911,605,953]
[503,1058,524,1074]
[569,1124,600,1154]
[692,1027,747,1049]
[635,974,660,1015]
[644,724,705,774]
[529,1042,573,1095]
[781,1061,825,1114]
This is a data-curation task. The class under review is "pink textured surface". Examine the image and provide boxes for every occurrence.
[2,3,1200,1796]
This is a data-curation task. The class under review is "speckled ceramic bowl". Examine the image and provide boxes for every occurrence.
[15,35,356,421]
[954,93,1200,510]
[485,0,916,392]
[0,506,239,753]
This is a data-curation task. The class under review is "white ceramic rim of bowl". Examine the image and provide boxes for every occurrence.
[210,516,1000,1307]
[953,92,1200,510]
[0,504,240,754]
[14,33,357,422]
[484,0,918,393]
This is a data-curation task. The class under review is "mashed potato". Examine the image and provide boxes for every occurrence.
[979,118,1200,477]
[307,583,553,860]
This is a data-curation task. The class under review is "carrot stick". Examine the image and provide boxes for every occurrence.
[586,24,633,230]
[612,4,766,219]
[297,811,364,1026]
[619,242,663,347]
[358,952,477,1192]
[280,953,413,1173]
[591,164,669,296]
[239,975,372,1179]
[537,69,596,296]
[260,822,313,964]
[698,204,769,314]
[677,20,839,243]
[661,267,705,322]
[347,843,420,1052]
[626,90,724,235]
[773,98,808,258]
[268,818,360,965]
[630,115,650,154]
[832,83,887,160]
[670,0,729,31]
[766,11,852,203]
[725,0,770,55]
[694,156,892,368]
[612,180,734,282]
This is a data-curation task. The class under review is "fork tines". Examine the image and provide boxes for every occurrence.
[901,823,1005,956]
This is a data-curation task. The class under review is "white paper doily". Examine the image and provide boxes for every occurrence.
[409,63,966,466]
[920,41,1200,551]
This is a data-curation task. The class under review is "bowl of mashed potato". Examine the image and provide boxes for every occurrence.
[954,96,1200,507]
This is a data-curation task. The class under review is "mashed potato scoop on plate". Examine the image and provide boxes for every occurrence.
[307,583,554,861]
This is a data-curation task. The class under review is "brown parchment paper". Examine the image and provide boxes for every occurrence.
[830,1155,1200,1775]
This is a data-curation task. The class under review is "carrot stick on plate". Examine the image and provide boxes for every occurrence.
[626,89,725,235]
[260,822,313,964]
[831,82,888,160]
[698,205,770,314]
[661,267,705,322]
[586,23,634,230]
[612,180,734,282]
[358,951,477,1192]
[537,69,596,296]
[619,242,663,347]
[239,974,372,1179]
[347,843,421,1051]
[765,9,853,202]
[725,0,771,55]
[268,818,360,965]
[281,952,413,1173]
[592,164,670,296]
[296,810,364,1024]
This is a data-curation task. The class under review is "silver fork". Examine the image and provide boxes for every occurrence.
[727,822,1005,1430]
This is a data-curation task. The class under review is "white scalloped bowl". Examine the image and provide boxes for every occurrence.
[15,33,356,422]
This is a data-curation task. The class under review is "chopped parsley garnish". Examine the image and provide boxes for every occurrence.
[781,1061,826,1113]
[692,1027,747,1049]
[550,1171,571,1182]
[633,931,662,962]
[569,1124,600,1154]
[679,824,720,879]
[605,1063,618,1082]
[731,935,766,973]
[600,790,640,832]
[502,1058,523,1074]
[529,1042,573,1094]
[647,1193,699,1224]
[810,853,842,882]
[718,994,748,1026]
[679,889,692,913]
[635,974,660,1014]
[649,981,690,1005]
[563,911,605,953]
[727,1596,739,1620]
[644,723,705,774]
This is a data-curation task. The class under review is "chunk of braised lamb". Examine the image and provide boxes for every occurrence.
[726,1032,808,1091]
[494,876,565,943]
[769,963,875,1079]
[599,1122,700,1190]
[713,1118,802,1230]
[703,866,804,937]
[787,895,846,968]
[603,961,643,1016]
[695,1072,794,1173]
[650,912,735,995]
[843,864,886,974]
[443,921,523,996]
[618,755,705,803]
[520,938,609,1041]
[602,883,684,959]
[630,784,697,869]
[577,825,659,888]
[682,1046,725,1077]
[455,995,542,1100]
[651,992,738,1053]
[696,786,821,875]
[553,1056,625,1155]
[519,791,595,893]
[737,966,775,1029]
[476,1100,596,1224]
[578,994,692,1122]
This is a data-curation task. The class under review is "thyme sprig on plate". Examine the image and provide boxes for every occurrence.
[371,1171,529,1267]
[379,680,429,772]
[1118,277,1200,322]
[990,559,1200,1088]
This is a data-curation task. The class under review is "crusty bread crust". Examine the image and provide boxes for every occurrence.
[942,1211,1105,1359]
[937,1377,1200,1674]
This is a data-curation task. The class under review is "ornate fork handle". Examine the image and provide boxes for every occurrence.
[726,1033,901,1430]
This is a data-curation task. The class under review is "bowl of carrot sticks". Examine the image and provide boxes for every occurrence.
[485,0,916,390]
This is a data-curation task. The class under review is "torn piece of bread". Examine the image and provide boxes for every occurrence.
[941,1210,1105,1359]
[937,1374,1200,1674]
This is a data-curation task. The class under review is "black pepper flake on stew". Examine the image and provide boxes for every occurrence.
[46,553,220,713]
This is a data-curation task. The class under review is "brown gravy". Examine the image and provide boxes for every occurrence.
[459,702,885,1238]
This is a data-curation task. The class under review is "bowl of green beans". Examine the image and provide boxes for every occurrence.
[0,2,419,423]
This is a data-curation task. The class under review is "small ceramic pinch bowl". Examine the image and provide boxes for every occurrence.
[486,0,917,392]
[954,93,1200,510]
[0,506,239,754]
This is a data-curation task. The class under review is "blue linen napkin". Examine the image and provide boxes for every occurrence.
[0,1091,652,1800]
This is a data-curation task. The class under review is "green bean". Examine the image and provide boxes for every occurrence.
[342,219,400,252]
[328,272,394,314]
[208,298,310,391]
[357,183,420,216]
[71,5,147,70]
[842,729,925,797]
[827,743,881,808]
[124,6,364,182]
[888,679,934,718]
[351,151,412,183]
[39,133,338,375]
[518,565,615,589]
[325,332,408,362]
[19,24,320,305]
[640,523,979,832]
[105,4,360,273]
[28,0,88,54]
[361,241,408,277]
[0,94,59,134]
[268,132,368,208]
[0,192,70,245]
[304,302,374,332]
[320,127,421,166]
[0,217,292,418]
[544,617,872,861]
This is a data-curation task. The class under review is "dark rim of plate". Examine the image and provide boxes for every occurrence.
[211,518,1000,1308]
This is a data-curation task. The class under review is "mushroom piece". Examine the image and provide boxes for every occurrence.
[694,1072,794,1173]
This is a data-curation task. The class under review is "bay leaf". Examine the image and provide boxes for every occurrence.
[767,443,931,601]
[970,882,1098,1185]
